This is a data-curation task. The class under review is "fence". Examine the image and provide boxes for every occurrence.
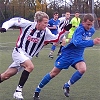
[0,4,100,28]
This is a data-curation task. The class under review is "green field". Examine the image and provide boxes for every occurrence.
[0,29,100,100]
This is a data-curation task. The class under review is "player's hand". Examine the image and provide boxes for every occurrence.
[53,25,57,29]
[64,24,72,31]
[93,37,100,45]
[0,28,6,33]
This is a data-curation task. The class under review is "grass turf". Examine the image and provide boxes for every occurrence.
[0,29,100,100]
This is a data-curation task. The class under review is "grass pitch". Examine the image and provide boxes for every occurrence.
[0,29,100,100]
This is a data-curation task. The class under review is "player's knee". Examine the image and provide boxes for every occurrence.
[26,65,34,72]
[50,74,56,78]
[78,67,86,74]
[50,72,58,78]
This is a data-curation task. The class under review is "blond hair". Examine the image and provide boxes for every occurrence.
[34,11,49,22]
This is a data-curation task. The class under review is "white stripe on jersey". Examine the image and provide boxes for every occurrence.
[58,17,70,31]
[16,23,46,57]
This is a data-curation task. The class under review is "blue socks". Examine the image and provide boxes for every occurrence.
[51,45,56,51]
[65,71,83,87]
[35,71,83,93]
[35,73,52,93]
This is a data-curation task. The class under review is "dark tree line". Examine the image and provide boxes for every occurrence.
[0,0,100,26]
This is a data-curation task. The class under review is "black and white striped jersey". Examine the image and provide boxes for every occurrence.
[2,17,67,57]
[58,17,70,31]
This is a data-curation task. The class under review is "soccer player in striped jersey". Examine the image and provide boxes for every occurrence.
[0,11,71,100]
[57,12,71,56]
[48,11,60,59]
[33,14,100,100]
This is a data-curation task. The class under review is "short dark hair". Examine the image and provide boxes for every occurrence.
[53,11,59,15]
[83,14,94,22]
[75,11,79,13]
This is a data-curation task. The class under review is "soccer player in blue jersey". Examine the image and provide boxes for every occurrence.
[33,14,100,100]
[48,11,60,59]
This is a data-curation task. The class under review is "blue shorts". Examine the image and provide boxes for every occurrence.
[54,54,84,70]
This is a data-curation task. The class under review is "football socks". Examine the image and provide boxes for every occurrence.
[35,73,52,93]
[18,70,30,87]
[51,45,56,51]
[65,71,83,87]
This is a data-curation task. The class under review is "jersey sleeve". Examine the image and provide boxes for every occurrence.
[48,19,52,26]
[44,28,68,45]
[58,17,65,31]
[72,28,94,48]
[2,17,32,30]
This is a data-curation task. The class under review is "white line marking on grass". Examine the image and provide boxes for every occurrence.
[0,42,15,44]
[0,45,9,47]
[44,48,100,50]
[86,48,100,50]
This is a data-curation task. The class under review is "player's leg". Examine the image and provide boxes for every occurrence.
[13,59,34,100]
[63,61,86,97]
[66,30,74,43]
[12,48,34,99]
[33,54,69,100]
[49,44,56,59]
[0,67,18,83]
[33,67,62,100]
[0,61,23,99]
[57,36,66,56]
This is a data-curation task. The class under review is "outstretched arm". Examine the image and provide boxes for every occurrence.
[44,24,72,45]
[0,17,32,32]
[72,28,100,48]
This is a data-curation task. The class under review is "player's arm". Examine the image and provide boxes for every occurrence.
[72,28,95,48]
[1,17,32,31]
[48,20,57,30]
[44,24,72,45]
[48,25,57,30]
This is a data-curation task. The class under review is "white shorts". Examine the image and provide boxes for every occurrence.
[9,47,32,72]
